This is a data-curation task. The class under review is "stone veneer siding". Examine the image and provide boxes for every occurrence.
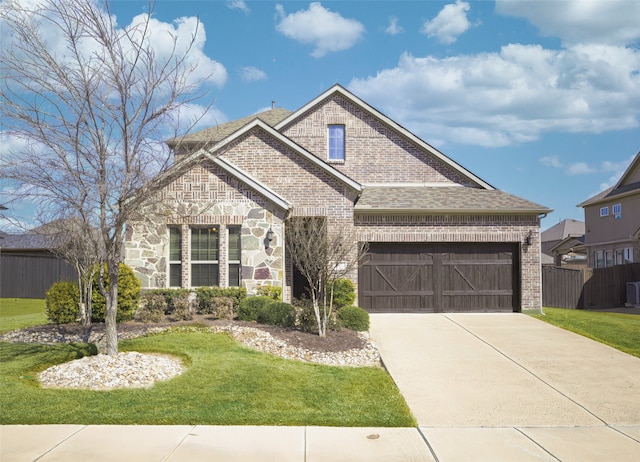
[354,214,543,311]
[125,162,287,295]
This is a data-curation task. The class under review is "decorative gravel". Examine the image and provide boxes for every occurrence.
[3,323,381,390]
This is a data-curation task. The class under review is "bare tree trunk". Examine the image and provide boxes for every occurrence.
[104,259,119,355]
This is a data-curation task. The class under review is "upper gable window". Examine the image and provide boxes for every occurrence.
[328,125,345,161]
[599,206,609,217]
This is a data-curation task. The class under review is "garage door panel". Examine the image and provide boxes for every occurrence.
[360,243,519,313]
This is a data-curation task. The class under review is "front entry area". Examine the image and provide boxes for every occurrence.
[359,242,520,312]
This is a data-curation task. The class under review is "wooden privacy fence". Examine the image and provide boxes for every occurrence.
[542,266,584,309]
[582,262,640,309]
[0,253,77,299]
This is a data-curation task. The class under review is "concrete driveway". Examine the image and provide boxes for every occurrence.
[370,313,640,461]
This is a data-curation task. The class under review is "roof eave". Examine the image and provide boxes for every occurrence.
[354,207,552,215]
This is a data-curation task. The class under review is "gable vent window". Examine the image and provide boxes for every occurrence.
[328,125,345,161]
[599,206,609,217]
[191,227,219,287]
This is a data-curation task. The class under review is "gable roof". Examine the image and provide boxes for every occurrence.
[542,219,585,243]
[167,107,292,148]
[578,151,640,207]
[275,84,495,190]
[355,186,552,215]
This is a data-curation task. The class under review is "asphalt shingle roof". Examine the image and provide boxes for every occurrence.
[167,107,292,147]
[355,186,552,214]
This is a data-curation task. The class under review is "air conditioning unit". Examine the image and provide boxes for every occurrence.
[626,282,640,307]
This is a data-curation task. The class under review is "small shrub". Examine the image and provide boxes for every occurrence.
[256,284,282,301]
[212,296,236,320]
[238,296,273,322]
[137,294,167,323]
[337,305,370,332]
[171,293,195,321]
[293,297,339,333]
[258,302,296,327]
[45,281,80,324]
[195,287,247,314]
[331,278,356,308]
[91,263,141,322]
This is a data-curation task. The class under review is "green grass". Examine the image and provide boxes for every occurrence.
[529,307,640,358]
[0,328,416,426]
[0,298,47,333]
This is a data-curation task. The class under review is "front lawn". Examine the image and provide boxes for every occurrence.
[0,328,415,426]
[529,307,640,358]
[0,298,47,333]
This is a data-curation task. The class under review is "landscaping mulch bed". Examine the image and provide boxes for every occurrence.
[9,315,367,353]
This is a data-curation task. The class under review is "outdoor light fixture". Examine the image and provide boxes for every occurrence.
[266,227,274,242]
[526,230,533,246]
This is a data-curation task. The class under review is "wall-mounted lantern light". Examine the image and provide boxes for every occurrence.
[525,230,533,246]
[266,227,274,243]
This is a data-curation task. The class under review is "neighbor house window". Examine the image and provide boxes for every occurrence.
[191,227,219,286]
[599,206,609,217]
[624,247,634,263]
[169,226,182,287]
[328,125,345,161]
[228,226,241,287]
[605,250,613,267]
[594,250,604,268]
[613,203,622,217]
[615,249,624,265]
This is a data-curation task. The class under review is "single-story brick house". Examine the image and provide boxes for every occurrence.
[125,84,551,312]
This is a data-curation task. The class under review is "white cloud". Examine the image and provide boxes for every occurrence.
[349,44,640,147]
[539,154,635,178]
[421,0,472,44]
[385,16,403,36]
[496,0,640,46]
[275,2,365,58]
[239,66,267,82]
[226,0,250,14]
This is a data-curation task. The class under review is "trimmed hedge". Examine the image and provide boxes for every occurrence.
[137,293,167,323]
[195,287,246,314]
[256,284,282,301]
[237,296,274,322]
[45,281,80,324]
[337,305,370,332]
[258,302,296,328]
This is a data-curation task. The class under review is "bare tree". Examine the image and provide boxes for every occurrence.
[286,217,367,337]
[0,0,215,354]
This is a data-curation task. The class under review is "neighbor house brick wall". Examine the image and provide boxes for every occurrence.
[354,214,542,311]
[281,94,474,186]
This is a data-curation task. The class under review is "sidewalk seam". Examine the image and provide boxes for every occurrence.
[32,425,87,462]
[515,427,560,462]
[443,314,608,426]
[416,427,440,462]
[160,425,196,462]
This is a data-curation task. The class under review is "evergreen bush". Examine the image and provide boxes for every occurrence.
[237,296,273,322]
[256,284,282,301]
[257,301,296,327]
[45,281,80,324]
[337,305,370,332]
[331,278,356,308]
[90,263,141,322]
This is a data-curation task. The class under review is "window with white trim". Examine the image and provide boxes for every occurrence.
[624,247,634,263]
[594,250,604,268]
[169,226,182,287]
[605,250,613,267]
[615,249,624,265]
[599,206,609,217]
[191,227,219,287]
[328,125,345,161]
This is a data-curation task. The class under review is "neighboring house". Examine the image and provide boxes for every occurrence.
[578,152,640,269]
[125,85,551,313]
[0,231,77,298]
[541,219,586,267]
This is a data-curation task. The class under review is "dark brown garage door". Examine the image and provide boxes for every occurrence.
[359,243,519,313]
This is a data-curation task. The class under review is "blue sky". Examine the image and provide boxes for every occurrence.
[2,0,639,231]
